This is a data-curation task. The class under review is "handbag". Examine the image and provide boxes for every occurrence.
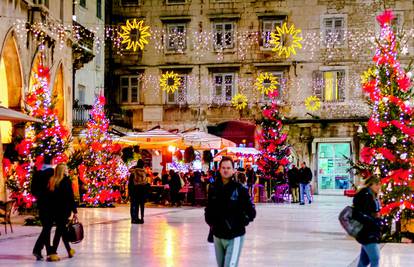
[67,216,84,244]
[338,206,363,238]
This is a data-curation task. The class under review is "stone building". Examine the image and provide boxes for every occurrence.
[105,0,414,194]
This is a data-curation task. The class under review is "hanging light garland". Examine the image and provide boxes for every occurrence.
[270,22,303,58]
[118,19,151,51]
[255,72,279,95]
[160,71,181,93]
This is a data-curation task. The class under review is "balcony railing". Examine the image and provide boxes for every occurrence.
[73,105,92,127]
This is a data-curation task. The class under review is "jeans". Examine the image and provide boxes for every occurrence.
[130,196,145,221]
[213,235,245,267]
[52,217,71,254]
[33,214,53,256]
[299,183,311,204]
[357,243,380,267]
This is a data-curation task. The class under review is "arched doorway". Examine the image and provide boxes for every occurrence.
[52,64,65,123]
[0,32,23,143]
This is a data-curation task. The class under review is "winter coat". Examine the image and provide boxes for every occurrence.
[129,167,148,200]
[298,167,312,184]
[287,168,299,188]
[205,176,256,239]
[50,175,78,220]
[353,187,382,244]
[31,165,54,215]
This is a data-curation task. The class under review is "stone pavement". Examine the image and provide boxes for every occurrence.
[0,196,412,267]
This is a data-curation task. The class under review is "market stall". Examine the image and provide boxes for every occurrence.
[179,130,236,150]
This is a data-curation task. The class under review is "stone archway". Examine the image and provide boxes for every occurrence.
[0,32,23,143]
[52,64,65,123]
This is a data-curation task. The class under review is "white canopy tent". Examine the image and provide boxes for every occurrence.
[180,130,236,150]
[118,128,181,149]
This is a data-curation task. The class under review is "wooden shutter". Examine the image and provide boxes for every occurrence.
[312,70,324,99]
[337,70,346,102]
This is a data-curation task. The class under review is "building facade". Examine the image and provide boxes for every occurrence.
[73,0,105,124]
[105,0,414,194]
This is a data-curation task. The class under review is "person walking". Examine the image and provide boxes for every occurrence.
[31,155,55,261]
[169,170,182,207]
[129,159,148,224]
[49,163,78,261]
[298,162,312,205]
[245,165,256,196]
[287,165,300,203]
[353,176,382,267]
[205,157,256,267]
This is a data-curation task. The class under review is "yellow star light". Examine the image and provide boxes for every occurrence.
[270,22,303,58]
[255,72,279,95]
[231,93,248,110]
[119,19,151,52]
[160,71,181,93]
[305,95,321,111]
[361,67,377,84]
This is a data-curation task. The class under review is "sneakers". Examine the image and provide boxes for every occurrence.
[68,249,76,258]
[47,254,60,262]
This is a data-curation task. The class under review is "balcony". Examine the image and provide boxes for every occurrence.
[72,105,92,127]
[72,21,95,70]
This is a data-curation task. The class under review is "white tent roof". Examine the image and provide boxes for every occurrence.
[180,130,236,150]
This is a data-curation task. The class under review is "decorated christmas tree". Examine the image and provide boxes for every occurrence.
[78,95,128,207]
[356,10,414,236]
[256,91,291,187]
[3,63,69,209]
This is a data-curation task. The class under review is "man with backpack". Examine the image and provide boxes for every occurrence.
[129,159,148,224]
[205,156,256,267]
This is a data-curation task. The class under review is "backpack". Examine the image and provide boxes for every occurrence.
[338,206,363,238]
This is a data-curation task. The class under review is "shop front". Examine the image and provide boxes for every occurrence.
[312,138,354,195]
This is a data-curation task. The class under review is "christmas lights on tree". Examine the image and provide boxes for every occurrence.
[256,91,291,189]
[78,95,128,207]
[355,10,414,236]
[3,63,69,209]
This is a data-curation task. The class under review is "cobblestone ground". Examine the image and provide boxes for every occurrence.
[0,196,412,267]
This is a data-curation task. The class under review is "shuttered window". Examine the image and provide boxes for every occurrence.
[312,70,345,102]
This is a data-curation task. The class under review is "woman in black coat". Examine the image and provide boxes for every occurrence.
[49,163,78,261]
[353,176,382,267]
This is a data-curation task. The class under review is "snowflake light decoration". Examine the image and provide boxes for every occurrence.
[255,72,279,95]
[231,93,248,110]
[160,71,181,93]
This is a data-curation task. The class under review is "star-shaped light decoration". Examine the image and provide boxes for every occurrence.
[305,95,321,111]
[361,67,377,84]
[119,19,151,52]
[270,22,303,58]
[231,93,248,110]
[160,71,181,93]
[255,72,279,95]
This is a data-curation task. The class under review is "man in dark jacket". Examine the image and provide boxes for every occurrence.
[298,161,312,205]
[129,159,148,224]
[353,177,382,267]
[287,165,299,203]
[205,157,256,267]
[31,156,55,260]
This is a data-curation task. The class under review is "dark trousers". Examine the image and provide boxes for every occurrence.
[33,214,53,255]
[130,196,145,220]
[52,217,71,254]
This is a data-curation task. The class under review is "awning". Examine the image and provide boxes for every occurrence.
[214,147,261,161]
[118,129,181,149]
[180,130,236,150]
[0,106,42,122]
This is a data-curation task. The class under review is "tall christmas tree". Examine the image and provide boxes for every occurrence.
[357,10,414,234]
[256,92,291,184]
[79,95,128,207]
[3,64,69,209]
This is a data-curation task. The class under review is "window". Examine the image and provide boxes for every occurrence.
[213,73,236,102]
[262,72,283,101]
[322,16,345,45]
[121,0,140,6]
[261,19,283,49]
[213,22,234,50]
[166,24,186,52]
[78,84,86,105]
[166,0,186,4]
[80,0,86,8]
[313,70,346,102]
[166,75,187,104]
[120,76,140,103]
[97,0,102,19]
